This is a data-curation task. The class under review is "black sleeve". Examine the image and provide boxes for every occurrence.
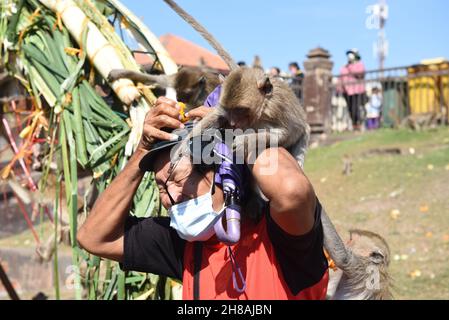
[266,198,328,295]
[122,216,186,281]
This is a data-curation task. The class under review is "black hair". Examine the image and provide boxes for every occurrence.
[272,67,281,74]
[289,62,300,69]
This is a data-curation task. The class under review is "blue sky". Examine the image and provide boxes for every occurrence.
[121,0,449,74]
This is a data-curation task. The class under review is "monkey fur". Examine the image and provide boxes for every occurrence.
[189,67,310,167]
[108,66,221,111]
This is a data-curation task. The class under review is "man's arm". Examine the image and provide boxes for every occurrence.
[76,97,184,261]
[251,148,316,236]
[76,149,146,261]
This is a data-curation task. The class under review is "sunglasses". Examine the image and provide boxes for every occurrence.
[163,156,216,206]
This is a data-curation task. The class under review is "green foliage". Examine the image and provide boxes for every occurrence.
[2,0,172,300]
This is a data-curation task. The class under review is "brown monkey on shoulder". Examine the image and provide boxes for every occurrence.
[189,67,310,167]
[162,0,310,165]
[108,66,222,111]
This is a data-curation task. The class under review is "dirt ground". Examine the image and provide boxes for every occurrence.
[1,127,449,300]
[305,127,449,300]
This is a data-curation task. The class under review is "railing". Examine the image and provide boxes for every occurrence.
[330,64,449,131]
[280,75,304,106]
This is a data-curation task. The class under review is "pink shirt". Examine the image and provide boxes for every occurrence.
[339,62,366,95]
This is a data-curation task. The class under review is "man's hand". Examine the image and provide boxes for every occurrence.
[138,98,214,151]
[138,97,185,151]
[77,97,215,261]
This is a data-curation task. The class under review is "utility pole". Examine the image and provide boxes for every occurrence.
[377,0,388,71]
[367,1,389,71]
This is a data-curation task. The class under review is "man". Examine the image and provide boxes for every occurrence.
[77,96,329,300]
[339,49,367,131]
[288,62,304,101]
[269,67,282,79]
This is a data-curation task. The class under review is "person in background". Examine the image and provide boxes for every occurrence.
[365,86,383,130]
[252,55,264,72]
[269,67,283,80]
[339,49,366,131]
[288,62,304,101]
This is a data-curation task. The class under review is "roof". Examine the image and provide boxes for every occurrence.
[134,34,230,72]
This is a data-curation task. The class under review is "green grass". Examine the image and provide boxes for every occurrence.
[2,127,449,299]
[305,127,449,300]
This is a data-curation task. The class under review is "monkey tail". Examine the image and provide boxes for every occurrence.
[163,0,238,71]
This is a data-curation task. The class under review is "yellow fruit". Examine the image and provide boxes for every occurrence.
[178,102,188,123]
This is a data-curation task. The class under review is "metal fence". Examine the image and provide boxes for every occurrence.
[280,75,304,106]
[330,64,449,132]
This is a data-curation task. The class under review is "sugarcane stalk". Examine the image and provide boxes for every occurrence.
[72,87,88,166]
[53,169,61,300]
[60,118,82,300]
[5,0,25,45]
[38,0,140,105]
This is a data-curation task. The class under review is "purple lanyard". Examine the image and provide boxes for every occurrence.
[228,246,246,293]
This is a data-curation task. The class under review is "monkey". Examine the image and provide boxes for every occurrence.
[327,228,392,300]
[321,206,393,300]
[186,67,311,168]
[162,0,309,167]
[342,154,352,176]
[108,66,222,111]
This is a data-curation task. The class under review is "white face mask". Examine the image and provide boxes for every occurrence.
[168,188,225,242]
[347,52,356,62]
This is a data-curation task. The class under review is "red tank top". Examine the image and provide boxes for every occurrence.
[182,215,329,300]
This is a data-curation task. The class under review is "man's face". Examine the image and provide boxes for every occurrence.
[269,68,279,77]
[152,151,215,209]
[289,66,297,75]
[347,53,356,63]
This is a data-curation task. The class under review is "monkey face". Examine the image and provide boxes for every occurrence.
[174,67,221,109]
[220,68,270,130]
[224,107,252,129]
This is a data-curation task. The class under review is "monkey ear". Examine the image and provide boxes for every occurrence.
[197,76,206,86]
[257,76,273,96]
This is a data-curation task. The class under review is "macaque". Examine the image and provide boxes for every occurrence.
[327,228,392,300]
[108,66,222,111]
[189,67,310,167]
[342,154,352,176]
[161,1,309,165]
